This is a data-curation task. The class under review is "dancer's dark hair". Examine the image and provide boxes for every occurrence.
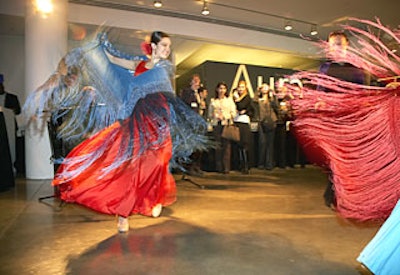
[151,31,170,44]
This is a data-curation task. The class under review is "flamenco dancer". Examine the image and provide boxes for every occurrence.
[319,30,367,210]
[285,18,400,222]
[283,18,400,274]
[24,31,208,233]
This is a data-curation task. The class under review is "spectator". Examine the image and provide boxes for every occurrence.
[0,74,21,191]
[257,84,279,170]
[232,80,256,174]
[208,82,237,174]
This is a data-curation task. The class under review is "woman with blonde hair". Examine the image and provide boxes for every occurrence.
[232,80,256,174]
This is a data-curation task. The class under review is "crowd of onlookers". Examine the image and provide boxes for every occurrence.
[179,74,307,176]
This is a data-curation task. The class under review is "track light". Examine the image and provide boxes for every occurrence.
[153,1,162,8]
[284,20,293,31]
[201,0,210,16]
[35,0,54,17]
[310,25,318,36]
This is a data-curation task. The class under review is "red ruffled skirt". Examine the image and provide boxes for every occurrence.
[53,95,176,217]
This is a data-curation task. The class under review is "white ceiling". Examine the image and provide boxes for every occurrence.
[1,0,400,76]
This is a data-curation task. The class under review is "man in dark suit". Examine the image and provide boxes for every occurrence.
[0,74,21,191]
[179,74,205,176]
[180,74,201,113]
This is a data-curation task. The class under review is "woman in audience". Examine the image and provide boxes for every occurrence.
[232,80,256,174]
[208,82,237,174]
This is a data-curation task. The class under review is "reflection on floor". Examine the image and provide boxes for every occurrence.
[0,166,378,274]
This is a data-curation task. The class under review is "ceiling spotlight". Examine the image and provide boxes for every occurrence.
[35,0,54,16]
[201,0,210,16]
[153,1,162,8]
[310,25,318,36]
[284,20,293,31]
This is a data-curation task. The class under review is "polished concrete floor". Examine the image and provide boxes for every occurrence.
[0,166,379,275]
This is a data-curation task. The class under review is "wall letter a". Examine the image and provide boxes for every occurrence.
[230,64,254,98]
